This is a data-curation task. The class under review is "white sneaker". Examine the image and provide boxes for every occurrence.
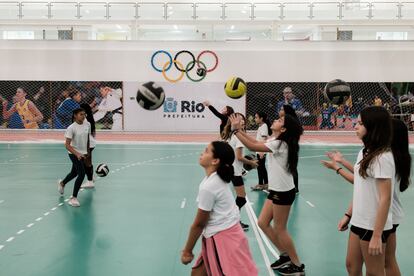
[68,197,80,207]
[81,180,95,189]
[58,179,64,195]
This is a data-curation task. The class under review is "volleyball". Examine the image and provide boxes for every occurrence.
[136,81,166,111]
[96,163,109,177]
[243,154,257,171]
[224,77,247,99]
[323,79,351,105]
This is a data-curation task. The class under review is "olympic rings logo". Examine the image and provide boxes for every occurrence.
[151,50,219,83]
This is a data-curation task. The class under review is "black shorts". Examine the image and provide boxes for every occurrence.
[232,176,244,187]
[267,189,296,205]
[350,225,392,243]
[389,224,399,234]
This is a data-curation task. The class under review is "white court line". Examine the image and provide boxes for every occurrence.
[51,207,57,211]
[306,201,315,208]
[58,203,64,206]
[180,198,187,209]
[6,237,14,242]
[0,245,4,251]
[35,217,43,222]
[0,200,4,204]
[246,197,279,259]
[245,197,274,276]
[142,163,198,167]
[27,223,34,228]
[17,230,25,235]
[300,153,356,159]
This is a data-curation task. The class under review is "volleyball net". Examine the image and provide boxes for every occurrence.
[0,80,413,143]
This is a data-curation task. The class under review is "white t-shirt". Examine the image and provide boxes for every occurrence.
[392,180,404,225]
[65,121,91,155]
[351,150,395,231]
[228,134,244,176]
[197,172,240,238]
[83,119,96,148]
[256,124,269,141]
[89,133,97,149]
[264,138,295,192]
[256,124,269,155]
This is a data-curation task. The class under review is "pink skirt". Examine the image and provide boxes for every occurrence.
[193,223,258,276]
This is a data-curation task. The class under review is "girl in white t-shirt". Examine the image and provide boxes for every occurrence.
[229,113,305,275]
[221,113,258,231]
[58,108,90,207]
[80,103,96,189]
[181,141,258,276]
[322,117,411,276]
[251,112,271,191]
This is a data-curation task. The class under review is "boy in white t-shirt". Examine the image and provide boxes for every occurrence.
[58,108,90,207]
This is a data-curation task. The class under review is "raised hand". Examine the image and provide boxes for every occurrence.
[229,114,242,131]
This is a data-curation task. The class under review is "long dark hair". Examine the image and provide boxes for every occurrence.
[224,106,234,117]
[80,103,96,137]
[256,111,272,136]
[211,141,235,183]
[221,112,246,141]
[391,119,411,192]
[277,114,303,174]
[282,105,303,135]
[359,106,392,178]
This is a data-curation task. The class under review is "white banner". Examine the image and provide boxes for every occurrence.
[123,82,246,132]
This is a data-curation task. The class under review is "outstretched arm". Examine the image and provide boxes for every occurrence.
[203,101,227,121]
[229,114,270,153]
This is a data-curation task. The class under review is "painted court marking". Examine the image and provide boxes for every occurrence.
[245,197,274,276]
[0,151,196,253]
[180,198,187,209]
[306,201,315,208]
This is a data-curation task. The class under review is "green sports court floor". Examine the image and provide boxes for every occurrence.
[0,143,413,276]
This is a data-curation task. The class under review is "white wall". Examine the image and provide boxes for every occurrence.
[0,40,413,82]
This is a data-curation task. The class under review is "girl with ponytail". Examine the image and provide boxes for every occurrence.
[181,141,258,276]
[229,113,305,275]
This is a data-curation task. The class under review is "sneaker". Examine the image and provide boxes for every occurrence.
[240,221,249,231]
[81,180,95,189]
[271,255,291,270]
[277,263,305,276]
[68,197,80,207]
[242,170,247,177]
[58,180,64,195]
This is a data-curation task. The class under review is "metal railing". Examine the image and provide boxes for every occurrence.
[0,1,413,21]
